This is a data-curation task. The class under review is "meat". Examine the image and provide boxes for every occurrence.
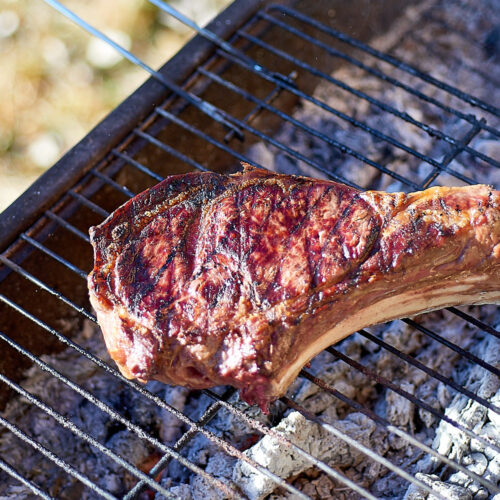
[88,166,500,412]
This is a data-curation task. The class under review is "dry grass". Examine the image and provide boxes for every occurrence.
[0,0,230,212]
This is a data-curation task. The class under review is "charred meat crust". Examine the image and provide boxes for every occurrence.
[88,166,500,411]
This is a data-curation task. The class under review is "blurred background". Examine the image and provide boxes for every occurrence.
[0,0,231,212]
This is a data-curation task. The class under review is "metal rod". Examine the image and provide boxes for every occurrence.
[133,129,209,172]
[111,149,165,183]
[419,121,482,189]
[68,190,110,218]
[41,0,244,140]
[199,66,420,189]
[0,255,96,322]
[206,52,484,188]
[403,318,500,378]
[152,106,360,187]
[0,415,117,500]
[20,233,88,280]
[217,40,445,175]
[155,108,265,169]
[355,328,500,416]
[44,210,91,243]
[409,30,500,90]
[91,169,136,198]
[124,388,236,500]
[447,307,500,340]
[200,389,380,500]
[326,343,500,455]
[0,457,54,500]
[224,71,297,142]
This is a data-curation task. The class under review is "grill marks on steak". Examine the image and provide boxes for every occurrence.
[88,167,500,411]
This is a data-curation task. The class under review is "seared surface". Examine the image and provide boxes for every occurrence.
[88,167,500,411]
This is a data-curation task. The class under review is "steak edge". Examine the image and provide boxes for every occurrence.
[88,166,500,411]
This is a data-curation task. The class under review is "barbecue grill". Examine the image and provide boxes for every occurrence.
[0,0,499,498]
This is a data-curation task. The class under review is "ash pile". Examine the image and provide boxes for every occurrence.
[1,0,499,499]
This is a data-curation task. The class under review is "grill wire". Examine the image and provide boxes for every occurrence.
[0,0,499,498]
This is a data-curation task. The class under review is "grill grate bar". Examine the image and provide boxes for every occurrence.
[0,457,54,500]
[224,71,297,142]
[20,234,88,280]
[44,210,91,243]
[205,54,495,189]
[0,293,340,499]
[418,121,482,189]
[0,330,242,499]
[354,329,500,416]
[299,369,500,493]
[282,396,453,500]
[447,307,500,339]
[155,108,264,169]
[237,24,500,170]
[0,415,117,500]
[403,318,500,379]
[259,9,500,138]
[204,383,499,499]
[68,190,110,218]
[111,149,165,183]
[327,342,500,455]
[199,66,421,189]
[124,387,237,500]
[409,31,500,90]
[200,388,380,500]
[0,372,179,499]
[0,255,96,322]
[354,330,500,418]
[271,5,500,118]
[91,169,136,198]
[133,129,209,172]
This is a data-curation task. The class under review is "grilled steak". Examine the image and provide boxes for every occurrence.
[88,166,500,411]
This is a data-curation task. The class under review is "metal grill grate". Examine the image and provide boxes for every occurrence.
[0,0,499,498]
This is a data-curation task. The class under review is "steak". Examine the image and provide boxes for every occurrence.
[88,166,500,411]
